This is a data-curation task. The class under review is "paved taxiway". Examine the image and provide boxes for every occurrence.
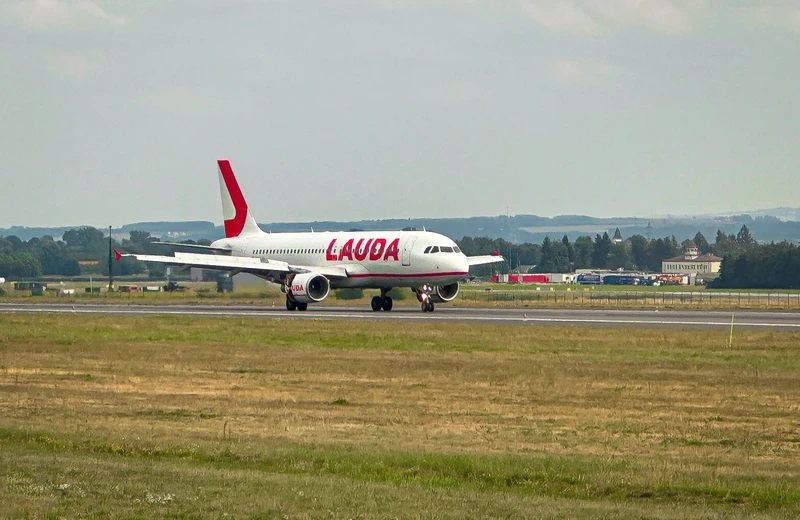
[2,303,800,329]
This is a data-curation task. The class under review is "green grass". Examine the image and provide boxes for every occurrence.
[2,314,800,518]
[6,279,800,311]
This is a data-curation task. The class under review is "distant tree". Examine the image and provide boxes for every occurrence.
[607,243,631,270]
[591,233,612,268]
[713,229,739,258]
[536,237,570,273]
[31,238,78,275]
[5,235,23,251]
[693,232,710,254]
[517,242,541,267]
[715,241,800,289]
[649,237,678,272]
[736,224,756,246]
[561,235,575,265]
[537,237,555,273]
[573,236,594,269]
[128,230,154,245]
[0,252,42,278]
[63,226,105,250]
[628,235,650,270]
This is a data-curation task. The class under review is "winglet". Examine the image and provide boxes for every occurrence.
[493,250,501,256]
[114,249,122,262]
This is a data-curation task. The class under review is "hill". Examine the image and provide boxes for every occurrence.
[3,208,800,244]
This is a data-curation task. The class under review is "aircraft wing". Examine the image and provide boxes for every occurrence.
[466,254,505,267]
[152,241,233,255]
[116,251,349,281]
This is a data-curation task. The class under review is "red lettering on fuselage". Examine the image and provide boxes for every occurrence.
[326,239,336,261]
[354,238,372,261]
[323,237,403,263]
[339,239,354,261]
[369,238,386,261]
[384,238,400,262]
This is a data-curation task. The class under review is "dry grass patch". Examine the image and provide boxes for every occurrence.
[1,314,800,518]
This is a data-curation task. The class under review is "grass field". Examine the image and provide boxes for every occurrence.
[4,280,800,311]
[2,314,800,518]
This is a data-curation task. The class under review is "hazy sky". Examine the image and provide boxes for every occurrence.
[1,1,799,228]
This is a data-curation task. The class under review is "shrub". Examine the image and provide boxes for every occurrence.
[335,289,363,300]
[387,288,407,301]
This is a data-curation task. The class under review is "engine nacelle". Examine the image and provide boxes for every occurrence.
[430,282,459,303]
[286,273,330,303]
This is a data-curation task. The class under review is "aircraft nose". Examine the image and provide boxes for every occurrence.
[455,254,469,275]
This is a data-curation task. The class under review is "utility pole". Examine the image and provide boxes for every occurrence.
[108,226,113,291]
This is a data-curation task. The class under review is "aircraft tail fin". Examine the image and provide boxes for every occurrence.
[217,159,264,238]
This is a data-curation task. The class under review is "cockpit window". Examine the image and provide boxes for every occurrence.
[430,246,439,253]
[423,246,432,254]
[441,246,453,253]
[453,246,461,253]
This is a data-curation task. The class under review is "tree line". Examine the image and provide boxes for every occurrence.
[458,225,761,275]
[0,226,209,279]
[460,225,800,289]
[2,224,796,288]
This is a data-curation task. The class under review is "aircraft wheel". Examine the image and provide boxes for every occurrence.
[297,302,308,311]
[421,300,434,313]
[371,296,382,311]
[382,296,393,311]
[286,298,297,311]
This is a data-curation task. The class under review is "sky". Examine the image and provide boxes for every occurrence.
[1,0,799,228]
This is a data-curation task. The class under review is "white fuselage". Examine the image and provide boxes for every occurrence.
[210,230,468,289]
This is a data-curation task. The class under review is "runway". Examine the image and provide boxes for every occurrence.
[2,303,800,329]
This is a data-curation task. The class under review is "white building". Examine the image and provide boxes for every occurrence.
[661,246,722,274]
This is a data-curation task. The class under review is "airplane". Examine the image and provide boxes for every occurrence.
[116,160,504,312]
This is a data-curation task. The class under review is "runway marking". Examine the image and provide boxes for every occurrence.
[3,305,800,328]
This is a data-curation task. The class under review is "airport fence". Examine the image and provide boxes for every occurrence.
[459,290,800,309]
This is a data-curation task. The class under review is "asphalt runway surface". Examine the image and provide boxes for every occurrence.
[2,302,800,329]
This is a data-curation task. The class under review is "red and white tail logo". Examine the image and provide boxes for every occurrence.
[217,160,263,238]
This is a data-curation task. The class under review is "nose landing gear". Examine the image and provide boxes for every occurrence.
[414,285,435,313]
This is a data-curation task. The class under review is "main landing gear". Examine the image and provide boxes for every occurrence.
[371,288,393,312]
[285,296,308,311]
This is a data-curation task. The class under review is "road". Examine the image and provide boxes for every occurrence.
[2,303,800,329]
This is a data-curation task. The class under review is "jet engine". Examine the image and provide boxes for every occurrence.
[430,282,459,303]
[286,273,330,303]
